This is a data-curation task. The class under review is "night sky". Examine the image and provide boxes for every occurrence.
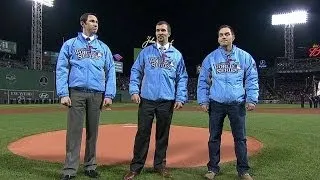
[1,0,320,76]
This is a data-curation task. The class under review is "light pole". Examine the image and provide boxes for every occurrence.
[272,10,308,60]
[30,0,54,70]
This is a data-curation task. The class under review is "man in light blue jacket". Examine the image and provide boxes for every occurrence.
[197,25,259,180]
[124,21,188,180]
[56,12,116,180]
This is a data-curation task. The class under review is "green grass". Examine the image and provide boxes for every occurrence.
[0,102,304,109]
[0,104,61,108]
[0,104,319,179]
[254,104,302,108]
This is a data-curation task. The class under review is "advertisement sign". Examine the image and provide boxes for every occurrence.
[309,44,320,57]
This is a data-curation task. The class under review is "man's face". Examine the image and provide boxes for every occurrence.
[156,24,170,44]
[218,27,235,47]
[82,15,99,34]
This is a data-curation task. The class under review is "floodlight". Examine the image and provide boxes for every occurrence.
[31,0,54,7]
[272,10,308,25]
[271,10,308,59]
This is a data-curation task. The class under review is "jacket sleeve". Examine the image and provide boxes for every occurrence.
[245,54,259,104]
[175,57,188,103]
[129,51,144,95]
[56,41,71,98]
[104,47,116,99]
[197,56,211,105]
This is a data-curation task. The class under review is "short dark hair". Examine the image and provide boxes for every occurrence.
[156,21,171,34]
[218,25,235,35]
[80,13,97,24]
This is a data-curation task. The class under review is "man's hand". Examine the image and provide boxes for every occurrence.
[246,103,256,111]
[131,94,141,104]
[103,98,113,107]
[174,102,183,110]
[61,96,71,107]
[200,104,209,112]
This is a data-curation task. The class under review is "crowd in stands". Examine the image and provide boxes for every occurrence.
[259,75,315,103]
[117,76,129,91]
[258,81,276,100]
[0,58,28,69]
[0,53,55,71]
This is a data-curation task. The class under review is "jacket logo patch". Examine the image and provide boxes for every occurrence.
[215,61,241,74]
[75,47,103,60]
[149,57,174,69]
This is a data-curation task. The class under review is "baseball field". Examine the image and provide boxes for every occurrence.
[0,103,319,180]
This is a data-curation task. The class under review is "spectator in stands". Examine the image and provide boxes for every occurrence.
[300,92,305,108]
[312,96,318,108]
[315,96,320,108]
[308,94,313,108]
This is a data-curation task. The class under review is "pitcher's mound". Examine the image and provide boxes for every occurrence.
[8,124,262,167]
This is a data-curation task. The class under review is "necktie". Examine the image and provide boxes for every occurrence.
[159,46,166,60]
[86,38,91,52]
[159,46,165,53]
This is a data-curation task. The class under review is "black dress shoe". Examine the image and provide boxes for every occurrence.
[84,170,100,178]
[123,171,139,180]
[154,168,172,178]
[61,175,75,180]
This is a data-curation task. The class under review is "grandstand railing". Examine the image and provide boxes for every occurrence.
[276,58,320,73]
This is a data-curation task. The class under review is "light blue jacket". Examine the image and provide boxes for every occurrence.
[56,33,116,98]
[197,45,259,105]
[129,44,188,103]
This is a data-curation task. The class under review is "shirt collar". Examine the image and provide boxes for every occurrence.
[156,42,170,51]
[82,33,95,42]
[219,45,236,55]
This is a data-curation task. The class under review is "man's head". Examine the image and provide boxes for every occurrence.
[80,13,98,36]
[155,21,171,45]
[218,25,235,48]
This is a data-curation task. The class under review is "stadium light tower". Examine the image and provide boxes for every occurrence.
[272,10,308,60]
[30,0,54,70]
